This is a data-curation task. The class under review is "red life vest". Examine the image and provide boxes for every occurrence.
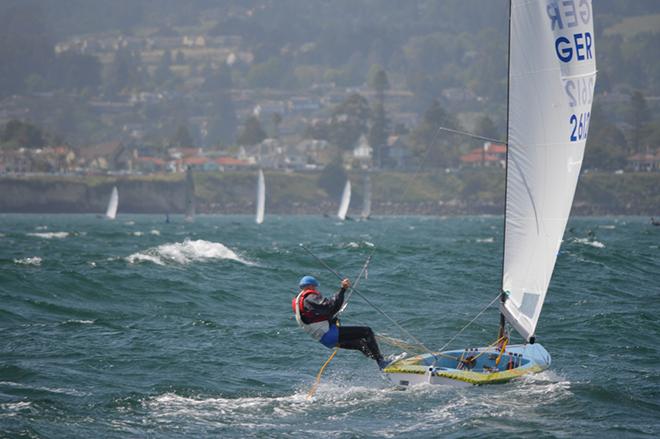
[292,288,328,324]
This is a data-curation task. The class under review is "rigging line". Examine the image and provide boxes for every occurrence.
[435,126,506,145]
[436,292,502,352]
[337,254,372,316]
[300,244,438,362]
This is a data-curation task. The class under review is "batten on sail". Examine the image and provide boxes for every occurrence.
[105,186,119,220]
[501,0,597,341]
[256,169,265,224]
[337,180,351,220]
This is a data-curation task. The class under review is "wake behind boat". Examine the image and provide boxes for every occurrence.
[383,0,597,387]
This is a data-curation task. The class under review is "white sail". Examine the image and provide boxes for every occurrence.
[184,167,195,221]
[337,180,351,220]
[105,186,119,220]
[501,0,597,341]
[256,169,265,224]
[361,174,372,219]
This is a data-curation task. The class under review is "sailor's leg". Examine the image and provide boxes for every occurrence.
[338,326,383,361]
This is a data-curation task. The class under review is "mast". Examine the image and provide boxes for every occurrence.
[498,0,512,341]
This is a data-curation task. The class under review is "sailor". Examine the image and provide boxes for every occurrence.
[292,275,389,368]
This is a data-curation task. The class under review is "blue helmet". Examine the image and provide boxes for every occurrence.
[299,275,319,288]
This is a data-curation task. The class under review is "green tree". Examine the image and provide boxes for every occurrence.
[409,100,463,168]
[628,91,650,153]
[1,120,46,149]
[329,93,371,150]
[368,103,389,168]
[583,105,627,170]
[238,116,266,146]
[105,48,144,96]
[153,49,174,85]
[318,160,348,199]
[207,94,238,146]
[271,113,283,139]
[175,50,186,64]
[475,115,499,141]
[170,124,194,147]
[368,65,389,106]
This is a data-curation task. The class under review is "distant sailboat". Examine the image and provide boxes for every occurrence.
[105,186,119,220]
[184,166,195,222]
[256,169,265,224]
[360,174,372,220]
[384,0,597,386]
[337,180,351,220]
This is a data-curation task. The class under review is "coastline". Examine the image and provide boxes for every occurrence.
[1,170,658,216]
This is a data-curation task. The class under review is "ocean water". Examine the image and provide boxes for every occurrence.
[0,214,658,438]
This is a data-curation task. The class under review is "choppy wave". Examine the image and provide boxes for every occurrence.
[573,238,605,248]
[27,232,69,239]
[126,239,253,266]
[476,237,495,243]
[14,256,42,266]
[344,241,375,249]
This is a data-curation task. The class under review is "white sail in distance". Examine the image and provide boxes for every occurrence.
[256,169,265,224]
[361,174,372,220]
[501,0,597,341]
[184,167,195,221]
[337,180,351,220]
[105,186,119,220]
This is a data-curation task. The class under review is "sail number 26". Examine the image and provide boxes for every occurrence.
[569,112,590,142]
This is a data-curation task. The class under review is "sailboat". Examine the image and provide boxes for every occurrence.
[105,186,119,220]
[184,166,195,222]
[337,179,351,221]
[360,174,371,220]
[384,0,597,386]
[256,169,265,224]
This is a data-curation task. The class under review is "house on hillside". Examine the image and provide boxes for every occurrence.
[77,141,134,173]
[460,142,507,168]
[382,135,412,169]
[134,156,168,173]
[627,150,660,172]
[0,149,32,174]
[351,134,373,168]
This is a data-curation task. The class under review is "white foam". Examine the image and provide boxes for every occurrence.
[63,319,94,325]
[344,241,375,249]
[598,225,616,229]
[27,232,69,239]
[14,256,42,266]
[476,237,494,243]
[126,239,253,266]
[131,231,144,237]
[573,238,605,248]
[150,229,161,236]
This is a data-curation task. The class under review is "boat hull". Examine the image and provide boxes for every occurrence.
[383,343,550,387]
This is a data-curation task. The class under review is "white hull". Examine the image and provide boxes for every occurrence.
[383,343,551,388]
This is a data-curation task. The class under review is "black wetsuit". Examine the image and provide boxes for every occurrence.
[301,287,383,362]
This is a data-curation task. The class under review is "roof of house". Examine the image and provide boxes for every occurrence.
[215,156,251,166]
[460,151,502,163]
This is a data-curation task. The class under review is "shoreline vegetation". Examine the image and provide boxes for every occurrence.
[0,170,658,216]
